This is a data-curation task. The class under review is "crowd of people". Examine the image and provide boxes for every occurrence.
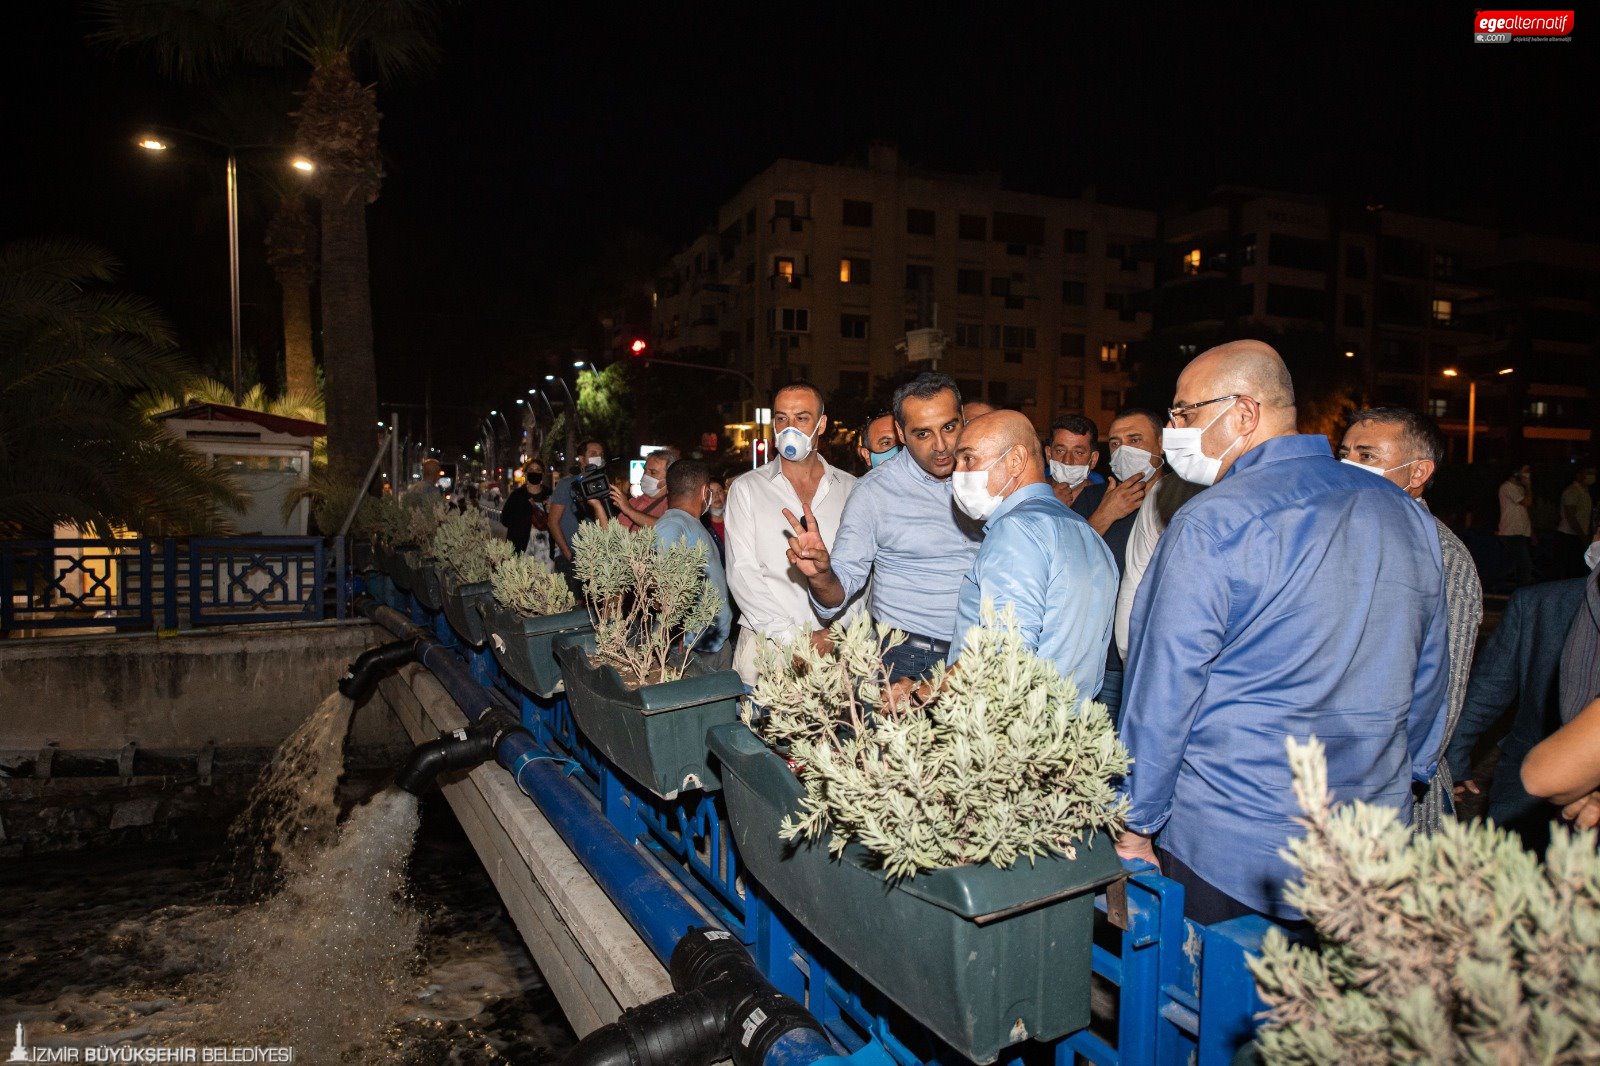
[444,338,1599,931]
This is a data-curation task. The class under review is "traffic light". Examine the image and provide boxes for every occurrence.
[629,338,648,356]
[754,438,767,460]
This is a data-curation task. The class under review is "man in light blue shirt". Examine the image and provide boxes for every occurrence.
[652,458,733,671]
[783,373,982,680]
[949,411,1117,696]
[1117,341,1449,927]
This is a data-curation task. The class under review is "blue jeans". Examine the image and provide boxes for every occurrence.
[1098,667,1124,728]
[882,640,948,682]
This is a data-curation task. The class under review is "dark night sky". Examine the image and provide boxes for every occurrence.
[3,2,1594,449]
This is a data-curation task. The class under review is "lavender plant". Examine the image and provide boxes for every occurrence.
[1249,737,1600,1064]
[491,552,576,617]
[427,509,504,582]
[571,522,721,686]
[749,603,1130,879]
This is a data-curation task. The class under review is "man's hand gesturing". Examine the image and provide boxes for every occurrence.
[782,503,831,578]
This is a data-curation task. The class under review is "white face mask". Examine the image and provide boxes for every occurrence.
[952,455,1017,521]
[1110,444,1156,483]
[584,455,604,469]
[1162,400,1241,486]
[775,424,819,462]
[1340,457,1419,482]
[1587,541,1600,572]
[1048,460,1089,487]
[638,473,662,497]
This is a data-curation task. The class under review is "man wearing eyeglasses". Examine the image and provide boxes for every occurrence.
[1115,340,1449,930]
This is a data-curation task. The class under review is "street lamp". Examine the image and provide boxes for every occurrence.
[1442,367,1515,464]
[137,127,312,403]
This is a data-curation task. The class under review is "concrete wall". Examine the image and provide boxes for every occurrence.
[0,620,406,752]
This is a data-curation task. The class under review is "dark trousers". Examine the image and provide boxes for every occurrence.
[1501,534,1535,588]
[1158,848,1314,940]
[1098,667,1124,728]
[882,640,948,682]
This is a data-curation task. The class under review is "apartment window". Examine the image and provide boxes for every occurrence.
[1105,292,1125,312]
[958,214,987,240]
[956,268,984,295]
[990,276,1011,298]
[839,257,871,284]
[1062,279,1087,305]
[1265,283,1330,321]
[1004,351,1023,364]
[1064,228,1088,254]
[1432,298,1453,324]
[906,208,936,236]
[778,308,810,333]
[1529,400,1550,419]
[1002,325,1037,349]
[954,323,983,347]
[1061,384,1084,408]
[1100,342,1126,367]
[1240,235,1256,266]
[1060,332,1085,357]
[840,313,869,339]
[1101,389,1122,412]
[1182,248,1202,276]
[774,256,795,283]
[1267,234,1332,273]
[843,199,874,227]
[1426,397,1447,418]
[773,199,795,218]
[1434,253,1459,280]
[1344,294,1366,328]
[992,212,1046,246]
[905,264,934,292]
[1107,242,1128,260]
[1346,245,1368,279]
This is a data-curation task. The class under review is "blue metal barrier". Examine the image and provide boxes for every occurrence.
[397,586,1270,1065]
[0,536,349,634]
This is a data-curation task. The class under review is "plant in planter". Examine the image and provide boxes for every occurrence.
[428,509,506,583]
[1248,737,1600,1065]
[707,603,1131,1062]
[491,553,576,617]
[751,603,1130,878]
[571,521,722,687]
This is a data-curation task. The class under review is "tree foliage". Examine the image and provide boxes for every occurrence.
[1250,737,1600,1065]
[0,239,243,536]
[571,521,721,686]
[749,604,1130,879]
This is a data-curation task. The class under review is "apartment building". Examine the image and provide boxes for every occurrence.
[651,145,1157,432]
[1149,188,1600,461]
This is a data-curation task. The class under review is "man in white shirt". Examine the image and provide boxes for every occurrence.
[1113,454,1203,665]
[725,383,861,685]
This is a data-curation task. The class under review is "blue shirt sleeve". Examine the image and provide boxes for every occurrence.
[1118,514,1231,835]
[969,519,1048,653]
[813,480,880,620]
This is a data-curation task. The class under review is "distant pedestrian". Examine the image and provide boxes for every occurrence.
[500,461,549,555]
[1499,463,1535,588]
[1556,464,1596,576]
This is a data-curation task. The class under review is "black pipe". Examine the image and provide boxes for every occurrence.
[339,638,422,702]
[560,928,827,1066]
[394,710,521,795]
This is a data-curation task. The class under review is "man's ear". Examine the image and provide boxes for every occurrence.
[1089,449,1101,471]
[815,414,828,439]
[1409,459,1436,494]
[894,422,906,445]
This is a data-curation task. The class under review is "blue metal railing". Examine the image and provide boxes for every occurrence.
[0,536,349,634]
[385,578,1269,1065]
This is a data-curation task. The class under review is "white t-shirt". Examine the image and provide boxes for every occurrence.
[1498,479,1532,537]
[1115,474,1205,662]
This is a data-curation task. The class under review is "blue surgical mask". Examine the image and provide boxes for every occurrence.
[869,446,901,468]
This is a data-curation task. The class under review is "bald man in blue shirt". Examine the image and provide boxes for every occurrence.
[1117,341,1449,927]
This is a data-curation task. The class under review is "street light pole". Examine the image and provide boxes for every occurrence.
[225,150,242,403]
[1467,378,1478,465]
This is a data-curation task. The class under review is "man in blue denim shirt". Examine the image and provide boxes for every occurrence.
[784,373,983,680]
[653,458,733,672]
[948,411,1117,696]
[1116,341,1449,926]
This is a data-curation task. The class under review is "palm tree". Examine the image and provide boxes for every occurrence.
[263,190,317,395]
[89,0,442,486]
[0,239,243,536]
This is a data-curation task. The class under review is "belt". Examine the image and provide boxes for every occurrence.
[896,631,951,655]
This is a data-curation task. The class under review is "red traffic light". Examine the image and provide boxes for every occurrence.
[629,338,648,356]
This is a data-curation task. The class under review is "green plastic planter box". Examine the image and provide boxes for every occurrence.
[413,561,444,611]
[439,570,494,647]
[706,721,1124,1064]
[554,631,742,799]
[482,602,592,698]
[384,547,419,591]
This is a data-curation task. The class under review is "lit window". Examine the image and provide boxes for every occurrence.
[1100,342,1126,366]
[839,257,871,284]
[1426,398,1447,418]
[1432,299,1452,323]
[839,259,850,283]
[776,257,795,283]
[1182,249,1202,275]
[650,291,658,307]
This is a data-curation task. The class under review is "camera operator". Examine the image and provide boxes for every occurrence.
[548,440,612,566]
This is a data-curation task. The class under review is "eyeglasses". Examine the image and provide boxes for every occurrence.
[1167,394,1240,426]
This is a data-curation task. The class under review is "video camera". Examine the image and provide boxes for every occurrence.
[575,466,617,516]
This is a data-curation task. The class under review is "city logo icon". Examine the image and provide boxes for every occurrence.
[1474,9,1574,42]
[8,1022,29,1063]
